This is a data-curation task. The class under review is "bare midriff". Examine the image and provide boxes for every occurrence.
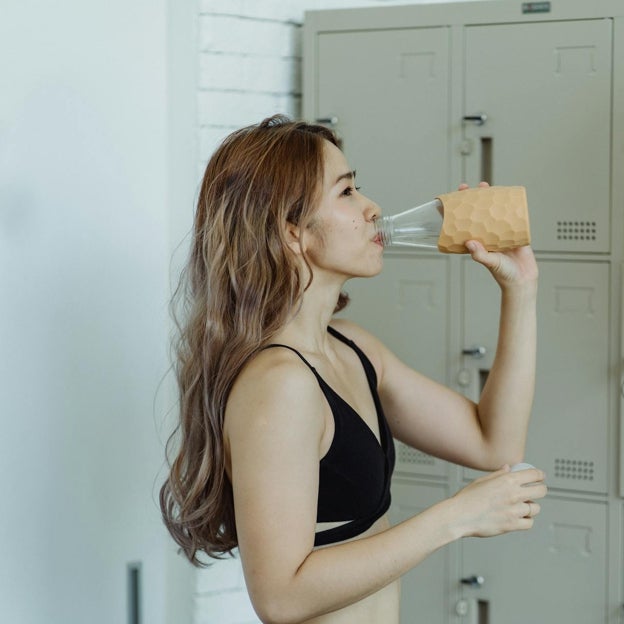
[304,514,400,624]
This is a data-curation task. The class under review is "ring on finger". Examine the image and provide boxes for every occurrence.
[525,501,532,518]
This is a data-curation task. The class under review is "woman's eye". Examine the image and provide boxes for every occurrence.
[342,186,361,197]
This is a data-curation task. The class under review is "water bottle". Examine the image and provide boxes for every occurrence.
[375,186,531,253]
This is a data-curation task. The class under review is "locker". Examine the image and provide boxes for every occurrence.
[462,260,610,494]
[305,1,624,621]
[459,497,608,624]
[463,20,612,253]
[390,479,451,624]
[336,254,450,478]
[317,27,452,213]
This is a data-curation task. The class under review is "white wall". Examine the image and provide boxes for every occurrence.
[0,1,197,622]
[192,2,486,622]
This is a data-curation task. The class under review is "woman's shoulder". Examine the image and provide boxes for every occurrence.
[225,344,326,436]
[231,345,322,399]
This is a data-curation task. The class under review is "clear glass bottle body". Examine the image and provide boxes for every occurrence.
[375,199,444,249]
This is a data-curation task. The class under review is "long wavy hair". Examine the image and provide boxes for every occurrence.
[160,115,349,565]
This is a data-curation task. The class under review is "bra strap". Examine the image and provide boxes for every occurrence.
[262,344,318,374]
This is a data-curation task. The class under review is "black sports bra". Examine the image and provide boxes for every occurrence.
[264,326,395,546]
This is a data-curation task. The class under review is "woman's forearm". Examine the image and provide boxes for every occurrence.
[253,499,459,624]
[251,461,546,624]
[477,282,538,466]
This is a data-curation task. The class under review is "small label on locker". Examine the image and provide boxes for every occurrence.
[522,2,551,13]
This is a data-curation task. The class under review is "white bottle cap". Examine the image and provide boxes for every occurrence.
[510,462,535,472]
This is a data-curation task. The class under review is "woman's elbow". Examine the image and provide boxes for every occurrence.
[251,590,311,624]
[486,448,526,471]
[472,442,526,472]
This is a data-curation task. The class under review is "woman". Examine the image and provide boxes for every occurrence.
[160,115,547,624]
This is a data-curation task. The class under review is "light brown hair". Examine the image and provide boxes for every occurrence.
[160,115,348,564]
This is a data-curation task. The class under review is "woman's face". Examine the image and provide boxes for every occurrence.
[302,140,384,281]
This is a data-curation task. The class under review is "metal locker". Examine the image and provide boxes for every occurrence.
[459,497,608,624]
[316,27,451,214]
[336,254,450,478]
[390,479,451,624]
[461,259,610,494]
[305,3,622,622]
[463,20,612,253]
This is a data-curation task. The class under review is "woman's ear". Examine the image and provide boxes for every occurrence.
[285,221,306,254]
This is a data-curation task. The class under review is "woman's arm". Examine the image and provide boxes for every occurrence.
[332,240,538,472]
[225,348,546,624]
[467,241,538,467]
[450,181,539,466]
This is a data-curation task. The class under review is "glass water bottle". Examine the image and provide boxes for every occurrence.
[375,186,531,254]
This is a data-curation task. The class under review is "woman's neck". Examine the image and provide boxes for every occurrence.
[274,277,345,354]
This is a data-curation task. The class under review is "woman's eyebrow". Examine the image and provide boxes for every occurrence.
[334,169,356,185]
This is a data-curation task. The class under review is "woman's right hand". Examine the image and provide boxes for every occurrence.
[449,465,547,538]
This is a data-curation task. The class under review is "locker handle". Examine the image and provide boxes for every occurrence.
[620,263,624,355]
[462,346,487,359]
[315,116,338,126]
[481,137,493,184]
[463,113,488,126]
[461,575,485,587]
[621,264,624,396]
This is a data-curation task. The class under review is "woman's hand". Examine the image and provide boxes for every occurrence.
[458,182,539,291]
[449,465,547,538]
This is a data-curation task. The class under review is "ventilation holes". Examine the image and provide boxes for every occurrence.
[397,444,435,466]
[556,221,596,241]
[554,458,595,481]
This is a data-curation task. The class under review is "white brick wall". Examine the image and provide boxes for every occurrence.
[197,2,304,170]
[193,1,484,622]
[194,551,259,624]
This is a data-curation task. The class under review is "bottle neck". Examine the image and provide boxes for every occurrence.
[374,216,392,246]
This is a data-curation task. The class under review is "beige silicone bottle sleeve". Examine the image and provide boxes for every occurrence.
[436,186,531,254]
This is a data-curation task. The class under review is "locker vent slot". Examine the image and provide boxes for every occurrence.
[554,458,594,480]
[397,443,435,466]
[556,221,596,241]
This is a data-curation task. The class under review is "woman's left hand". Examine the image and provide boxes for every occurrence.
[459,182,539,291]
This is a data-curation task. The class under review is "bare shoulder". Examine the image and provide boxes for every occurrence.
[225,347,326,445]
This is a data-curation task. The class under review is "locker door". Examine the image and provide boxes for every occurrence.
[390,479,450,624]
[464,20,612,253]
[316,27,451,216]
[336,254,450,478]
[462,260,610,494]
[458,497,607,624]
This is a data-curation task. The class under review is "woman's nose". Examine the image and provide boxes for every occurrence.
[365,199,382,222]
